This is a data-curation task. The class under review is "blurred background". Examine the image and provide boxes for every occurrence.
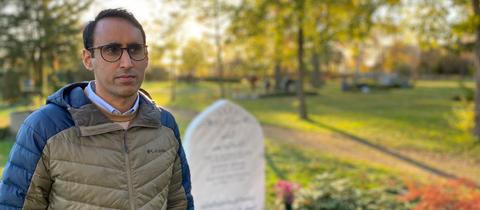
[1,0,480,209]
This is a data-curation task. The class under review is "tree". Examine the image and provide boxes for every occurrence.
[295,0,308,119]
[145,0,188,102]
[174,0,239,98]
[470,0,480,137]
[228,0,289,90]
[224,0,402,119]
[416,0,480,139]
[180,39,211,81]
[417,0,480,139]
[0,0,92,99]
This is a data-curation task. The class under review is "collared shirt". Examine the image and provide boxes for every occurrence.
[85,81,139,116]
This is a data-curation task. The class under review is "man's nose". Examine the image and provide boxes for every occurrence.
[119,49,133,68]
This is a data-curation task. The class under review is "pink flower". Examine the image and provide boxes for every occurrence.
[276,180,300,204]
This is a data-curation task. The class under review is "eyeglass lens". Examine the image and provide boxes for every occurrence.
[101,43,146,62]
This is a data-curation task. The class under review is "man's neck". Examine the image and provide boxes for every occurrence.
[90,82,138,114]
[97,92,137,113]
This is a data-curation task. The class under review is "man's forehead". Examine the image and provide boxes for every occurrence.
[93,17,144,44]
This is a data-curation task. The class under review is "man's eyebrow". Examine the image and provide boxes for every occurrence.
[105,42,141,46]
[97,42,121,47]
[127,42,143,46]
[96,42,142,47]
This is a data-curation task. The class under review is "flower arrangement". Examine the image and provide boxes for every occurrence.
[276,180,301,210]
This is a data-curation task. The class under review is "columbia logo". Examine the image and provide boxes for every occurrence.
[147,148,165,154]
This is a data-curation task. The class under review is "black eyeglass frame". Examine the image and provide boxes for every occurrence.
[88,43,148,63]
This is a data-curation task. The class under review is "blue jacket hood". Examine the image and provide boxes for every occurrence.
[46,82,91,109]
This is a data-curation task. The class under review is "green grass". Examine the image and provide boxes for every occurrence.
[249,81,476,153]
[243,81,475,153]
[0,140,14,175]
[142,79,479,157]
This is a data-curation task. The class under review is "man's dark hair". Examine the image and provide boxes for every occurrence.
[83,8,146,52]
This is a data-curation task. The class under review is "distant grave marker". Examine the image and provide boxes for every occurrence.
[184,100,265,210]
[9,111,33,135]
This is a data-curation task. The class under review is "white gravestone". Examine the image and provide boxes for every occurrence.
[184,100,265,210]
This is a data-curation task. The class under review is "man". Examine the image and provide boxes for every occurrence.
[0,8,193,210]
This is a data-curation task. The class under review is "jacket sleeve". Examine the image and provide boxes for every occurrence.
[167,149,189,210]
[21,144,52,209]
[162,111,194,210]
[0,116,50,209]
[0,105,72,209]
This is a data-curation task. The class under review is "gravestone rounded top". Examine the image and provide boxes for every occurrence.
[184,100,265,210]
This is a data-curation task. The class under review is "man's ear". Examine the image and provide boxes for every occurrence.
[82,49,94,71]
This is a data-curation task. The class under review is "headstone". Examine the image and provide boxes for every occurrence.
[9,110,33,135]
[184,100,265,210]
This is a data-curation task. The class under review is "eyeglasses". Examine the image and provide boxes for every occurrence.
[88,43,148,63]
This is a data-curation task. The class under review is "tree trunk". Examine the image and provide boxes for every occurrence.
[274,61,282,91]
[42,60,49,98]
[215,0,226,98]
[33,49,44,97]
[472,0,480,138]
[311,50,322,88]
[170,53,177,102]
[354,42,362,76]
[215,33,225,98]
[297,8,308,120]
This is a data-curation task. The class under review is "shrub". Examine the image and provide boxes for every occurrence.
[294,173,412,210]
[402,178,480,210]
[448,100,474,134]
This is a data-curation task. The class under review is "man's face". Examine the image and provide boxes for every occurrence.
[82,17,148,101]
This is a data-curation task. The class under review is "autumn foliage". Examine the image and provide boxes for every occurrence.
[402,178,480,210]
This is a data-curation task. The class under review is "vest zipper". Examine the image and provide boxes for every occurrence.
[124,131,136,210]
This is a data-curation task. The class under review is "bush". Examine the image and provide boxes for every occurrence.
[394,63,413,78]
[448,100,474,134]
[448,80,475,136]
[145,67,169,81]
[294,173,412,210]
[0,127,10,140]
[402,178,480,210]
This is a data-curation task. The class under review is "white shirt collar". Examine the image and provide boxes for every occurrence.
[85,81,139,116]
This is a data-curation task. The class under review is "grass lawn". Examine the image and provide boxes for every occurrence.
[142,79,479,157]
[0,141,13,176]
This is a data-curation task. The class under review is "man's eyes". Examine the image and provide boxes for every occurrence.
[128,44,143,53]
[101,44,143,55]
[103,45,122,54]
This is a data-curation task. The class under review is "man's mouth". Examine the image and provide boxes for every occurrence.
[116,75,136,83]
[116,75,136,79]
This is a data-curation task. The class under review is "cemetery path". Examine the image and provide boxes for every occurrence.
[168,107,480,185]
